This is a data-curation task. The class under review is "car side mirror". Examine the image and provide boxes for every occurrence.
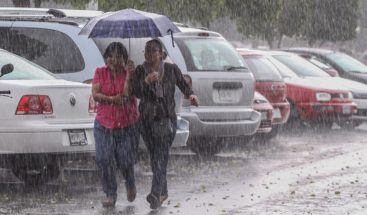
[0,64,14,77]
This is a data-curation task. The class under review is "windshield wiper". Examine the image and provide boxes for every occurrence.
[224,66,247,71]
[349,70,367,74]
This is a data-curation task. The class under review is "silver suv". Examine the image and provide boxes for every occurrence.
[0,7,190,148]
[94,25,261,155]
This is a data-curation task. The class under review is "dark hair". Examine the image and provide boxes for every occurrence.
[103,42,128,64]
[145,39,163,52]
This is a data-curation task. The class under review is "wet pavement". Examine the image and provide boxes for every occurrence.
[1,124,367,215]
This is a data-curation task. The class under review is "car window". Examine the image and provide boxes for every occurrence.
[326,52,367,73]
[266,56,298,78]
[272,54,330,77]
[175,37,246,71]
[0,27,85,74]
[243,56,282,81]
[0,50,56,80]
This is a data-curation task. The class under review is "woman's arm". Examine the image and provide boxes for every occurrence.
[92,83,123,105]
[172,64,199,106]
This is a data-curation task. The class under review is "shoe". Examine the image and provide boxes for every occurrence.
[101,196,116,208]
[126,185,137,202]
[160,194,168,204]
[146,193,161,209]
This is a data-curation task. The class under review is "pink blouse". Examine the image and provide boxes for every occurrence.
[92,66,139,129]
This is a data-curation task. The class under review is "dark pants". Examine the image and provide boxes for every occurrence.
[94,120,139,200]
[141,119,176,197]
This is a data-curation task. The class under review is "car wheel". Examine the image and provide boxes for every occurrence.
[337,120,363,129]
[285,102,305,129]
[11,156,60,186]
[308,120,333,130]
[188,137,223,156]
[257,125,280,140]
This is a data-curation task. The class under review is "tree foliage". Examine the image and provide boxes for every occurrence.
[225,0,283,48]
[305,0,360,46]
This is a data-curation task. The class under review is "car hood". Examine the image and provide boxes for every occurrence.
[285,77,350,92]
[325,77,367,94]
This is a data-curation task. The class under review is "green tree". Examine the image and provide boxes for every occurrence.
[226,0,283,49]
[305,0,360,46]
[277,0,312,47]
[98,0,224,28]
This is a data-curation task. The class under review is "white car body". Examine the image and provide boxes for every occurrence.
[0,49,95,157]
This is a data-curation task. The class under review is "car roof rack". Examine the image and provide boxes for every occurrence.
[0,7,103,19]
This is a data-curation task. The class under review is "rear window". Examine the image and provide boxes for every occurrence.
[272,55,330,77]
[243,56,282,81]
[175,37,246,71]
[0,50,56,80]
[326,52,367,73]
[0,27,85,74]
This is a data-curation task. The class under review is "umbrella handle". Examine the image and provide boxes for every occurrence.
[167,29,175,47]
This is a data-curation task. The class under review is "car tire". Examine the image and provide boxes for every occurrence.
[337,120,363,129]
[257,125,280,140]
[11,156,60,186]
[188,137,223,156]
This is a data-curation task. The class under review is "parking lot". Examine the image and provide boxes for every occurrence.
[1,124,366,215]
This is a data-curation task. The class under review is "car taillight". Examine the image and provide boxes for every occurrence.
[89,95,96,113]
[16,95,53,115]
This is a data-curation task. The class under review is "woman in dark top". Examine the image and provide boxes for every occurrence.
[131,39,199,209]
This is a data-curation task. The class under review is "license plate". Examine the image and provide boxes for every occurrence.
[261,112,267,120]
[68,129,88,146]
[273,108,281,119]
[342,106,351,114]
[218,89,237,102]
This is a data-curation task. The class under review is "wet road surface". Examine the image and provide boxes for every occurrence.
[1,124,367,215]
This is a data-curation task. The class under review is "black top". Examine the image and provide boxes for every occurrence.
[131,62,193,123]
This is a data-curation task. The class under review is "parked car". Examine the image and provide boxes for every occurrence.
[284,48,367,84]
[253,91,273,135]
[237,49,290,139]
[0,48,95,185]
[0,7,190,148]
[269,51,367,128]
[94,25,261,155]
[258,51,357,129]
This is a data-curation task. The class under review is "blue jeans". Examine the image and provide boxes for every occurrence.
[94,120,139,199]
[141,119,177,197]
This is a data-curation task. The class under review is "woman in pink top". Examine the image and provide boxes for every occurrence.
[92,42,139,208]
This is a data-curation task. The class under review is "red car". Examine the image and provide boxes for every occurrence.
[253,91,273,134]
[238,49,290,138]
[264,51,357,129]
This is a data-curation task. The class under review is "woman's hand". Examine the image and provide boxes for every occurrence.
[144,71,159,84]
[110,94,128,106]
[126,60,135,77]
[189,95,199,107]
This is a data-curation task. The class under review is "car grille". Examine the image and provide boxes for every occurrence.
[330,93,349,99]
[353,93,367,99]
[356,109,367,116]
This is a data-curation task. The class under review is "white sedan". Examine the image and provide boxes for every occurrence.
[0,49,95,185]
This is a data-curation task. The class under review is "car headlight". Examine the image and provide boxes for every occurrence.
[315,92,331,101]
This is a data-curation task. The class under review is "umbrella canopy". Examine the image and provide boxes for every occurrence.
[79,8,180,39]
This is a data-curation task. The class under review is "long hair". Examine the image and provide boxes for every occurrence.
[103,42,129,64]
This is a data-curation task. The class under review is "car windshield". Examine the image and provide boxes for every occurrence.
[272,54,330,77]
[243,56,283,81]
[326,52,367,73]
[0,50,56,80]
[175,37,246,71]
